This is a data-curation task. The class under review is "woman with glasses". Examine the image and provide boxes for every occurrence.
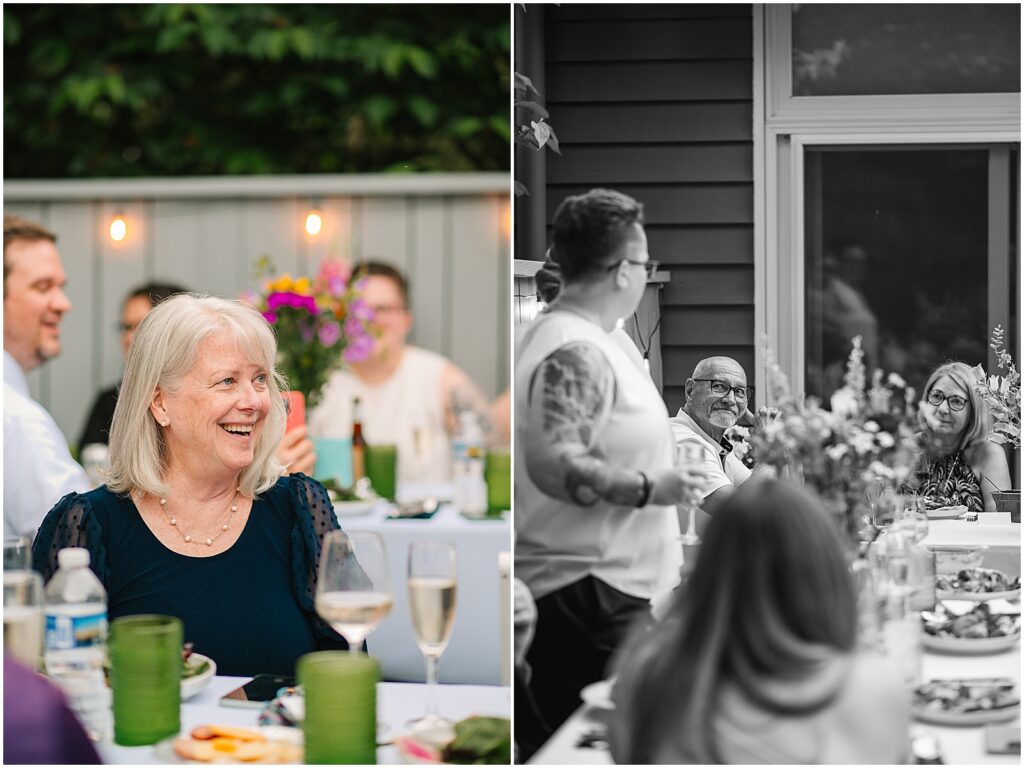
[906,361,1010,512]
[515,188,706,737]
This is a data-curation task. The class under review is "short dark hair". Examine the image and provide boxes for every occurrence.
[4,214,57,288]
[352,260,410,308]
[549,188,644,282]
[126,281,188,310]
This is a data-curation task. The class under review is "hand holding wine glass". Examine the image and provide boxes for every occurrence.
[407,540,457,736]
[315,531,393,653]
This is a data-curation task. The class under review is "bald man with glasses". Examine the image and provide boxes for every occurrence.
[669,357,756,528]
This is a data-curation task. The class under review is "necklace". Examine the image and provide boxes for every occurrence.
[158,486,241,547]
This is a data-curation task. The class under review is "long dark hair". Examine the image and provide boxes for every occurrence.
[609,479,857,763]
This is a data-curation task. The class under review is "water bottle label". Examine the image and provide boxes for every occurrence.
[45,610,107,651]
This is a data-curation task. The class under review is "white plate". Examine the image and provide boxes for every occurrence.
[579,678,615,711]
[912,702,1020,727]
[154,726,302,764]
[922,632,1021,654]
[180,653,216,700]
[331,499,377,517]
[936,587,1021,603]
[926,505,967,520]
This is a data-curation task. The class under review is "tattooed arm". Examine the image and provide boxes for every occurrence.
[523,342,705,507]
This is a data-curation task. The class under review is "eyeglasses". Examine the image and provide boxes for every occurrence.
[117,321,142,334]
[369,304,407,316]
[927,389,967,412]
[606,259,659,280]
[692,379,753,401]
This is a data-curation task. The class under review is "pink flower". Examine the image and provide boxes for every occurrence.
[262,311,278,324]
[267,291,318,315]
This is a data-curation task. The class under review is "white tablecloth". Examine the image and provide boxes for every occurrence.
[922,514,1021,576]
[340,485,510,685]
[98,675,510,764]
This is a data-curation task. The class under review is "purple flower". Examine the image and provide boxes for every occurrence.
[327,276,346,297]
[318,321,341,348]
[267,291,318,315]
[298,321,315,344]
[262,311,278,324]
[349,297,374,321]
[343,335,374,363]
[344,316,365,338]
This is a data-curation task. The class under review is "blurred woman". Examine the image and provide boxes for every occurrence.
[515,188,706,732]
[909,361,1011,513]
[34,295,355,676]
[609,479,910,764]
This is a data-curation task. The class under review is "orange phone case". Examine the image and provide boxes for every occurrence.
[284,391,306,433]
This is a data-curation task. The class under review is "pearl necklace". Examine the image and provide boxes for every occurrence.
[159,486,241,547]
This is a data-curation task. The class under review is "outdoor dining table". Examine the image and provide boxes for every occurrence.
[97,675,510,764]
[339,482,511,685]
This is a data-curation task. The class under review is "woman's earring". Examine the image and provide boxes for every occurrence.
[161,420,169,427]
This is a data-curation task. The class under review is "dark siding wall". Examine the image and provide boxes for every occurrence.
[541,4,755,410]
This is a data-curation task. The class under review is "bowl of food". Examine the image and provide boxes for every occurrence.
[921,601,1021,654]
[322,477,379,517]
[935,568,1021,602]
[912,679,1020,726]
[181,651,216,700]
[929,545,989,575]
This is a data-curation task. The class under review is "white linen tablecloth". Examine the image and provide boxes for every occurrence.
[922,514,1021,576]
[339,484,511,685]
[98,675,510,764]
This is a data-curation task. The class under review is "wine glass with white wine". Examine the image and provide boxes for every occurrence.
[315,530,393,653]
[407,540,457,737]
[678,441,705,546]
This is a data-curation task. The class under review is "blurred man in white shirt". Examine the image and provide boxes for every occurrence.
[3,215,89,539]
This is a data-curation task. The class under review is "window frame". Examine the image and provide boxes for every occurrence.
[753,5,1021,405]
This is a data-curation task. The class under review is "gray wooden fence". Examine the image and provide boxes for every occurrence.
[4,173,510,448]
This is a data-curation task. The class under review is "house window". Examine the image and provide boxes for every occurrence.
[792,4,1020,97]
[803,146,1017,401]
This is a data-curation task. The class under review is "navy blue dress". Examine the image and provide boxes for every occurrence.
[33,474,350,677]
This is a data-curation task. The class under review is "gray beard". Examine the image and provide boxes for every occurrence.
[709,409,737,429]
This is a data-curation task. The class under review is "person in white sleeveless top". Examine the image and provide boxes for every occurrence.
[515,189,707,737]
[308,261,492,486]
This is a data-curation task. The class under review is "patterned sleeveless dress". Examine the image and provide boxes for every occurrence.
[907,450,984,513]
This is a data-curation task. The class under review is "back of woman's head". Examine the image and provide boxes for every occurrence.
[107,294,287,498]
[610,479,856,763]
[922,361,991,452]
[549,188,643,283]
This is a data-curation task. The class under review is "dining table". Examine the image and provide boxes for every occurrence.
[97,675,510,764]
[529,512,1021,765]
[337,482,511,686]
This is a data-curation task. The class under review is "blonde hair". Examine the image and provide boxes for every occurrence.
[106,294,287,498]
[923,361,992,454]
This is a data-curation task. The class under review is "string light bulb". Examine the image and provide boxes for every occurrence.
[305,209,323,236]
[109,216,127,242]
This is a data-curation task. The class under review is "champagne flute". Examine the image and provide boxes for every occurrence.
[678,442,705,546]
[315,531,393,653]
[407,540,457,736]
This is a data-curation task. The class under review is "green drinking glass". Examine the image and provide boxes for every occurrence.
[110,614,182,746]
[365,444,397,501]
[299,650,380,764]
[485,449,511,517]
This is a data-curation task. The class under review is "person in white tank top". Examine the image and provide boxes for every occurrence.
[308,261,495,486]
[515,189,708,739]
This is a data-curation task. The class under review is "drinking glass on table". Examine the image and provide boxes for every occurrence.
[4,536,32,571]
[407,540,458,736]
[316,531,393,653]
[677,442,705,546]
[3,569,44,670]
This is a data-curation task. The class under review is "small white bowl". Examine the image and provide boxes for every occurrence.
[181,653,216,700]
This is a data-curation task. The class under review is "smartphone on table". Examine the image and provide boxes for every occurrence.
[219,674,296,709]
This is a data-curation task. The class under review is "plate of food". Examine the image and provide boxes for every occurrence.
[921,602,1021,654]
[393,716,510,765]
[925,505,967,520]
[936,568,1021,602]
[181,651,216,700]
[323,478,379,517]
[157,724,302,764]
[912,679,1020,726]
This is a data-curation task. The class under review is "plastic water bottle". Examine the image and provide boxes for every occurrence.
[453,411,487,518]
[43,547,111,742]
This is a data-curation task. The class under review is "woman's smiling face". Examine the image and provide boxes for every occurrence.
[923,374,972,439]
[153,330,271,479]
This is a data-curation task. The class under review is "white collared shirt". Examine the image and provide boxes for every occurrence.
[669,408,752,498]
[4,351,90,540]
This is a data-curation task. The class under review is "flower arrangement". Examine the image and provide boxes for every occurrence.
[748,336,921,543]
[244,256,375,407]
[972,325,1020,450]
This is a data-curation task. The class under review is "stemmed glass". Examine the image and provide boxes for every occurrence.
[407,540,458,736]
[315,531,393,653]
[678,442,705,546]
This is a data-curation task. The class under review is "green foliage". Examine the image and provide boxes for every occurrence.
[514,71,559,196]
[4,4,510,177]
